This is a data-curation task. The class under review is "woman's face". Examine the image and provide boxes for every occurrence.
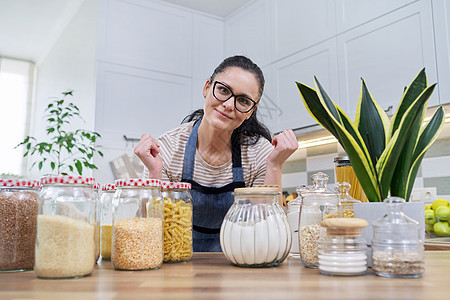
[202,67,260,134]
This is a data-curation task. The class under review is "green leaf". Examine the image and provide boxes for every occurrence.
[98,151,104,157]
[47,127,55,134]
[313,77,342,123]
[75,160,83,175]
[38,161,43,170]
[69,165,74,172]
[51,162,56,170]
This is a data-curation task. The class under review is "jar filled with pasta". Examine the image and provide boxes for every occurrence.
[112,178,163,271]
[100,183,115,260]
[334,156,367,202]
[161,181,193,263]
[35,175,96,279]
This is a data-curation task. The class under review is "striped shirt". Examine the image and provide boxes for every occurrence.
[144,121,273,187]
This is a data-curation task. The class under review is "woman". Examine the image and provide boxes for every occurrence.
[134,55,298,252]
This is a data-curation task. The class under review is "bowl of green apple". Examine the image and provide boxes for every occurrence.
[425,198,450,237]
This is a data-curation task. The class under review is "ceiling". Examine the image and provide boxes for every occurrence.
[0,0,252,63]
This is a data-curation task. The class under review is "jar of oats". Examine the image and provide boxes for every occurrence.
[372,197,424,278]
[161,181,193,263]
[298,172,341,268]
[100,183,115,260]
[35,175,96,279]
[0,179,39,272]
[112,178,163,271]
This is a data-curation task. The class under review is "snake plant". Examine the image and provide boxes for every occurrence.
[296,69,445,202]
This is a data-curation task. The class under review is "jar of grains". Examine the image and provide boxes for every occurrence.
[372,197,425,278]
[94,182,101,263]
[35,175,96,279]
[318,218,368,276]
[112,178,163,271]
[298,172,342,268]
[286,190,301,258]
[0,179,39,272]
[220,186,292,268]
[161,181,193,263]
[100,183,115,260]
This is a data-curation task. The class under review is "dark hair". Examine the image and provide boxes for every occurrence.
[182,55,271,145]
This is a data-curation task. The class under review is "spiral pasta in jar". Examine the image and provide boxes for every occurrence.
[161,182,193,263]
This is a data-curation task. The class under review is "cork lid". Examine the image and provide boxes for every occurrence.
[234,186,279,194]
[321,217,368,236]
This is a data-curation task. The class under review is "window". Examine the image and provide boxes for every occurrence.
[0,57,34,176]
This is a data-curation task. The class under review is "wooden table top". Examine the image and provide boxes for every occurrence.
[1,251,449,300]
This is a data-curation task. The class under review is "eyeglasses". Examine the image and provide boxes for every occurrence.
[212,81,258,113]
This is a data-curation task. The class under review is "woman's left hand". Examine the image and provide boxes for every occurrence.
[267,129,298,169]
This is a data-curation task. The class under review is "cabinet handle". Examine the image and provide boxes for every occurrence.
[123,135,140,142]
[384,106,393,115]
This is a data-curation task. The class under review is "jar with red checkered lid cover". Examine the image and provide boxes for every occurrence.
[99,184,115,260]
[0,179,40,272]
[93,181,101,263]
[161,181,193,263]
[112,178,163,270]
[34,175,96,279]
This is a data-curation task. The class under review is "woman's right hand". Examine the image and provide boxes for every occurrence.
[133,133,163,179]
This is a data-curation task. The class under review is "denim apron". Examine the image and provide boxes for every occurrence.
[181,119,245,252]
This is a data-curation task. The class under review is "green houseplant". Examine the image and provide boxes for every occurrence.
[16,90,103,176]
[296,69,445,202]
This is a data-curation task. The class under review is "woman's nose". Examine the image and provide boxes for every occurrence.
[222,96,235,110]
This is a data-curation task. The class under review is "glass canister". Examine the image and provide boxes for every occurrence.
[35,175,96,279]
[371,197,425,278]
[286,189,302,258]
[112,178,163,271]
[318,218,368,276]
[0,179,39,272]
[298,172,341,268]
[336,182,361,218]
[94,182,101,263]
[334,156,368,202]
[161,181,193,263]
[100,183,115,260]
[220,186,292,268]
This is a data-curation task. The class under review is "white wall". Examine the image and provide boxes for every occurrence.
[29,0,98,179]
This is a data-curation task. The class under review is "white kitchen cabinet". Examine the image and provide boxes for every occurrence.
[432,0,450,105]
[336,0,438,119]
[270,39,339,133]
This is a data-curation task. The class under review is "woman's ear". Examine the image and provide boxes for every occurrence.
[203,79,212,98]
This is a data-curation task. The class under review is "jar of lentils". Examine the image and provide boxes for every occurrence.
[35,175,96,279]
[0,179,39,272]
[112,178,163,271]
[161,181,193,263]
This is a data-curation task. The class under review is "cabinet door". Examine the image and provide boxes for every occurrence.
[270,39,339,133]
[272,0,336,60]
[337,0,438,119]
[432,0,450,105]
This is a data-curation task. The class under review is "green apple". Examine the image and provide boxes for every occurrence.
[425,204,432,210]
[432,198,449,210]
[435,206,450,221]
[433,222,450,237]
[425,209,437,225]
[426,223,434,232]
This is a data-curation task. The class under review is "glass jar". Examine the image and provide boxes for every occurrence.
[161,181,193,263]
[298,172,341,268]
[372,197,425,278]
[112,178,163,271]
[100,183,115,260]
[220,186,292,268]
[35,175,96,279]
[286,189,301,258]
[336,182,361,218]
[334,156,367,202]
[318,218,368,276]
[94,182,101,263]
[0,179,39,272]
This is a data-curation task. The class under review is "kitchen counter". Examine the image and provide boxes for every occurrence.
[0,251,448,299]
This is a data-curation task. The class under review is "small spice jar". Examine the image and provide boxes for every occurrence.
[35,175,96,279]
[298,172,341,268]
[372,197,425,278]
[0,179,39,272]
[161,181,193,263]
[318,218,368,276]
[94,182,101,263]
[100,184,115,260]
[336,182,361,218]
[112,178,163,271]
[220,186,292,268]
[286,189,301,258]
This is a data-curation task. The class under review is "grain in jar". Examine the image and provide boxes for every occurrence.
[35,175,96,279]
[100,183,115,260]
[112,178,163,271]
[161,181,193,263]
[0,179,39,272]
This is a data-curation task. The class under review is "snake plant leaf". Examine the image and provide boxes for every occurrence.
[313,77,342,124]
[355,79,390,163]
[402,107,445,200]
[377,83,436,199]
[389,68,427,139]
